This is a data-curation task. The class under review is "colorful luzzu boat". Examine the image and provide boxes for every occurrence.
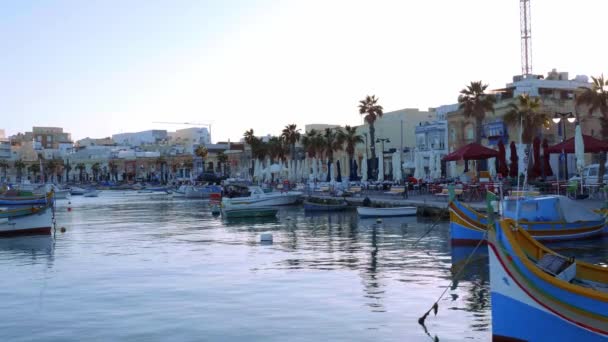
[449,195,607,245]
[489,218,608,341]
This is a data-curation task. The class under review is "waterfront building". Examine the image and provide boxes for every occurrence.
[112,130,168,146]
[414,105,453,177]
[168,127,211,154]
[0,130,11,160]
[446,69,598,178]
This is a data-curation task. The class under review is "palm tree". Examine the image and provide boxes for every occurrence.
[28,164,40,181]
[216,151,229,175]
[76,163,86,182]
[14,160,25,182]
[195,145,208,174]
[576,74,608,184]
[281,124,301,160]
[91,163,101,182]
[108,161,118,181]
[358,95,383,176]
[301,129,319,158]
[243,129,256,146]
[0,159,8,181]
[322,128,344,163]
[45,159,58,183]
[458,81,497,144]
[267,137,286,163]
[339,125,364,179]
[155,157,167,183]
[503,94,549,144]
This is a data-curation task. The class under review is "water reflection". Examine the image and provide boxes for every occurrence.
[0,235,55,266]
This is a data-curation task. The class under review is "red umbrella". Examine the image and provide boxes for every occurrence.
[442,143,498,161]
[497,140,509,177]
[529,137,541,178]
[542,138,553,177]
[545,135,608,153]
[509,141,518,178]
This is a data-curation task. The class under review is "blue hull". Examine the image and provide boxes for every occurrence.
[492,292,607,342]
[0,198,48,205]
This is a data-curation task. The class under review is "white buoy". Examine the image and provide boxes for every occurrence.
[376,218,383,223]
[260,233,273,243]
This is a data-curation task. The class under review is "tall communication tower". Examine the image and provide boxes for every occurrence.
[520,0,532,76]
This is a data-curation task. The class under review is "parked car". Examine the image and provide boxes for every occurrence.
[568,163,608,184]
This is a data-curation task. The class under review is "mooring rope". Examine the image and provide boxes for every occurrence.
[411,203,449,247]
[417,230,488,340]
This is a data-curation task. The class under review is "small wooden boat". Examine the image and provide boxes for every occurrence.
[449,196,607,245]
[303,200,348,212]
[489,218,608,341]
[0,192,52,206]
[356,206,416,217]
[0,205,53,236]
[83,189,100,197]
[69,186,86,196]
[221,207,278,219]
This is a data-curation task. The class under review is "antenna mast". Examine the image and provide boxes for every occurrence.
[520,0,532,76]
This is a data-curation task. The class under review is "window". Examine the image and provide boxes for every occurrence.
[466,126,474,140]
[450,128,456,142]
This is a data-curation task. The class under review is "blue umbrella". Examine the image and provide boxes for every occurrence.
[336,160,342,182]
[351,159,358,180]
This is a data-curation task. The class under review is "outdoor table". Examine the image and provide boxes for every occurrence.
[583,184,602,199]
[467,184,482,202]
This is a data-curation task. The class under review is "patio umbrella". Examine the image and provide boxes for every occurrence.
[311,157,317,181]
[413,150,423,179]
[488,157,496,178]
[442,143,499,161]
[352,159,358,181]
[530,137,541,179]
[393,152,403,182]
[336,160,342,182]
[497,140,509,177]
[546,134,608,153]
[326,160,331,182]
[542,138,553,177]
[378,152,384,182]
[361,155,368,182]
[575,124,585,173]
[509,141,518,178]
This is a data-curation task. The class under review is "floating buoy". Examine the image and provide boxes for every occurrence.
[67,207,72,212]
[376,218,383,223]
[260,233,273,243]
[286,217,292,221]
[60,227,66,233]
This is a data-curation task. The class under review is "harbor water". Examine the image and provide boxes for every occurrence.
[1,192,607,341]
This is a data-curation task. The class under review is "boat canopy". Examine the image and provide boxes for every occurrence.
[502,195,603,223]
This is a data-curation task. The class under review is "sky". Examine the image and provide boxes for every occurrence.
[2,0,608,142]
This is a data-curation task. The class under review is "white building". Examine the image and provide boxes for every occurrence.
[112,130,168,146]
[0,129,10,160]
[167,127,211,154]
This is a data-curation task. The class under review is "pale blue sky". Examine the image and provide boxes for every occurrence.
[2,0,607,142]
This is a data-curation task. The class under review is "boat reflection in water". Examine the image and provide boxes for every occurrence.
[0,235,54,258]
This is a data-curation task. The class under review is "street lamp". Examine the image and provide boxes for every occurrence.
[552,112,576,180]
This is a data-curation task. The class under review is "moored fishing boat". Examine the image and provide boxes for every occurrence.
[303,199,348,212]
[69,186,86,196]
[357,206,416,217]
[0,192,53,206]
[489,218,608,341]
[222,185,302,209]
[449,195,606,245]
[0,205,53,236]
[83,188,100,197]
[220,207,278,219]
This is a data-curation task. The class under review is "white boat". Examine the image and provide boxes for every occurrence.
[222,185,302,210]
[0,206,53,236]
[357,206,417,217]
[70,186,86,195]
[40,184,70,199]
[83,189,100,197]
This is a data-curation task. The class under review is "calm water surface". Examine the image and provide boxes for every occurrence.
[1,192,606,341]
